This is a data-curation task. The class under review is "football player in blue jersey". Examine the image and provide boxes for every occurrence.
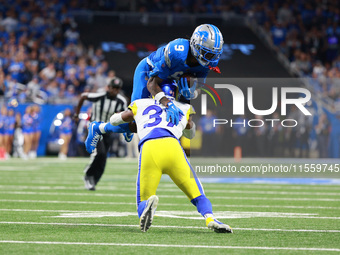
[87,81,232,233]
[86,24,224,153]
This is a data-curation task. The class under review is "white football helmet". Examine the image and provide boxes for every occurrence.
[190,24,224,67]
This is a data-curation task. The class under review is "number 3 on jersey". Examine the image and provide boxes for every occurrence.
[142,105,183,128]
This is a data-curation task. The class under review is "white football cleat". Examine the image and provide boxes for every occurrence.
[206,218,233,233]
[140,195,159,232]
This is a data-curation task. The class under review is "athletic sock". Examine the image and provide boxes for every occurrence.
[102,123,130,134]
[137,200,148,218]
[191,195,213,217]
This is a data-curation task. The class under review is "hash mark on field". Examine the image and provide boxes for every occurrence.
[2,222,340,233]
[0,240,339,252]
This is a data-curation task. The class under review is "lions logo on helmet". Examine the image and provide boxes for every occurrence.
[190,24,224,67]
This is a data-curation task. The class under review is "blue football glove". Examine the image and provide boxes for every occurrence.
[166,101,184,126]
[178,77,197,100]
[123,132,133,142]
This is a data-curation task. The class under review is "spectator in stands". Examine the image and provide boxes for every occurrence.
[271,21,287,47]
[253,115,268,157]
[40,62,56,81]
[232,115,250,157]
[22,106,33,159]
[4,108,15,158]
[31,105,41,158]
[59,108,73,160]
[198,110,219,156]
[267,112,283,157]
[0,106,7,158]
[315,113,330,158]
[12,111,24,158]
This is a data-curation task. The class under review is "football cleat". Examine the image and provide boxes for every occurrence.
[85,121,103,153]
[206,217,233,233]
[83,175,96,191]
[123,132,134,142]
[140,195,159,232]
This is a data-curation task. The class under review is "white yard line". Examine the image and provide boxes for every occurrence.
[0,240,339,252]
[0,199,136,205]
[1,191,340,201]
[1,185,340,196]
[1,208,339,220]
[1,221,340,233]
[1,181,340,191]
[1,202,339,210]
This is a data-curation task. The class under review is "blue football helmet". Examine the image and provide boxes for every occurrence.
[159,79,178,98]
[190,24,224,67]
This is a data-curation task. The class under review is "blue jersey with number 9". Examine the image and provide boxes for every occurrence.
[147,38,210,81]
[131,38,215,101]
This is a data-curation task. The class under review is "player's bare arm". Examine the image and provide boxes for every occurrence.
[147,76,170,106]
[183,115,196,139]
[73,93,89,122]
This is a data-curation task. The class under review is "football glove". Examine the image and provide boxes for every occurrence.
[178,77,197,100]
[166,101,184,125]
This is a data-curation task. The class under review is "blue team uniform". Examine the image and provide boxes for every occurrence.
[0,115,5,135]
[5,115,15,135]
[60,117,73,135]
[131,38,212,101]
[31,112,42,133]
[22,114,33,134]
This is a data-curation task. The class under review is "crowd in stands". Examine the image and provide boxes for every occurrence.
[0,0,339,158]
[1,0,339,105]
[80,0,340,104]
[0,0,117,105]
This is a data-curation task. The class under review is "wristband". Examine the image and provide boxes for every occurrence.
[154,92,166,103]
[110,112,127,126]
[183,122,196,139]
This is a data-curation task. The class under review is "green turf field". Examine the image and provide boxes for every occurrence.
[0,158,339,254]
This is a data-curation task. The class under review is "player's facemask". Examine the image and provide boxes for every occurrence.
[190,24,224,67]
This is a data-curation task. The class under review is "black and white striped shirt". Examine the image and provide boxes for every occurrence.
[87,92,127,122]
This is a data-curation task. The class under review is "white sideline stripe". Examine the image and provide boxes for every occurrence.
[0,240,339,252]
[1,185,340,196]
[2,191,340,201]
[1,203,340,210]
[1,222,340,233]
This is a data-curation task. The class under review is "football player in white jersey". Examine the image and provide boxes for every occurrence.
[85,24,224,151]
[86,81,232,233]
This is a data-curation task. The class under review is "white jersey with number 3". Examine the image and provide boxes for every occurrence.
[128,98,195,141]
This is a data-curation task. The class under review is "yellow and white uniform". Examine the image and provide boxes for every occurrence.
[128,98,204,205]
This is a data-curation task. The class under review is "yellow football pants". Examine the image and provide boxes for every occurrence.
[136,137,204,204]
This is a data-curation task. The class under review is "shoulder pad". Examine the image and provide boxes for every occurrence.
[164,39,189,68]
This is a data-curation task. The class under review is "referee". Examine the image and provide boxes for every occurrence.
[74,77,127,190]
